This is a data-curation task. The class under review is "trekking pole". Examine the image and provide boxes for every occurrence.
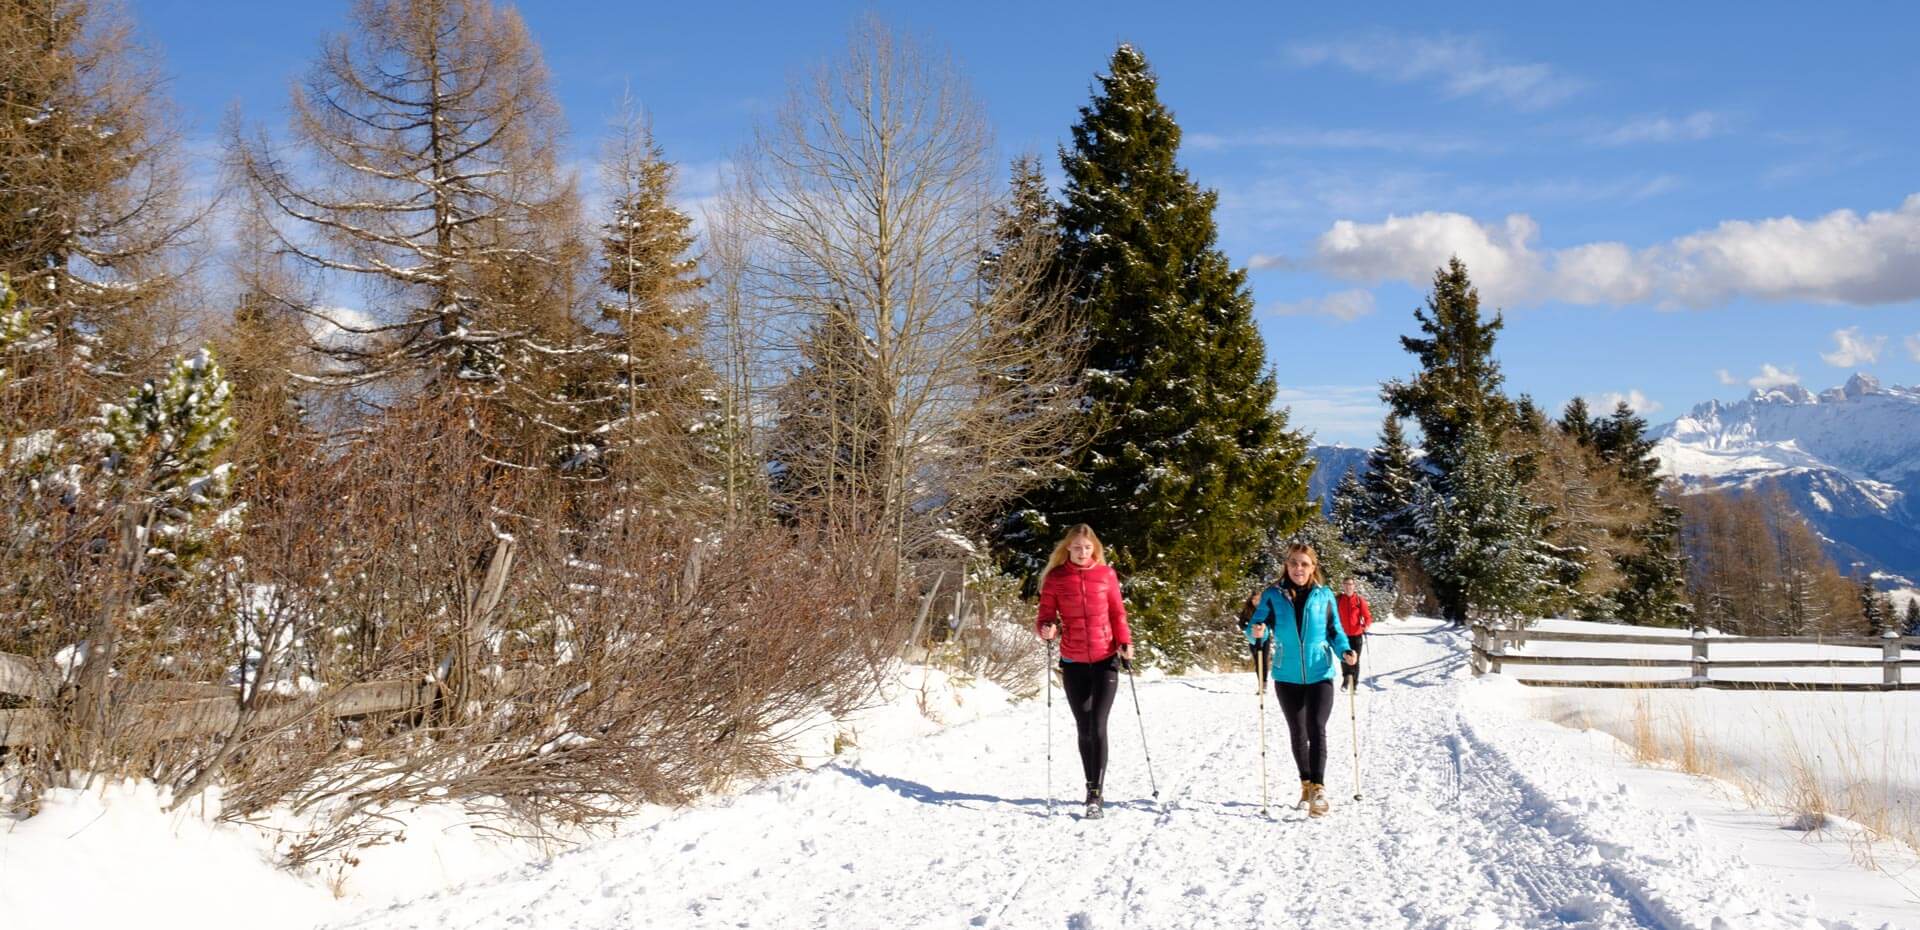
[1349,677,1363,801]
[1045,634,1057,817]
[1254,639,1270,815]
[1122,654,1160,803]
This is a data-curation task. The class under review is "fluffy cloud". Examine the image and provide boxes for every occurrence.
[1743,364,1801,390]
[1287,35,1584,110]
[1907,333,1920,362]
[1264,289,1376,321]
[1820,327,1885,367]
[1294,194,1920,309]
[1589,389,1662,415]
[1716,369,1739,386]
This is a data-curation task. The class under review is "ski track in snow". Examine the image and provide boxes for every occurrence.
[327,620,1890,930]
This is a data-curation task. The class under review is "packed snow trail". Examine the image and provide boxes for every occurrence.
[328,620,1878,930]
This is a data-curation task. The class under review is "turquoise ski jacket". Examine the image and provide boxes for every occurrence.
[1243,583,1350,685]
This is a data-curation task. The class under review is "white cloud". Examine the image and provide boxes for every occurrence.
[1588,389,1662,415]
[1716,369,1739,385]
[1908,334,1920,362]
[1744,364,1800,390]
[1292,193,1920,309]
[1287,34,1586,110]
[1188,127,1484,156]
[1271,385,1388,444]
[1592,111,1728,146]
[1264,289,1376,321]
[1820,326,1886,367]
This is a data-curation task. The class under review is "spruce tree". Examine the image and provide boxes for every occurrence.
[1013,44,1311,661]
[1415,425,1547,625]
[1904,599,1920,636]
[1331,467,1388,589]
[1382,257,1511,474]
[1358,413,1421,565]
[1594,401,1692,627]
[1560,397,1597,449]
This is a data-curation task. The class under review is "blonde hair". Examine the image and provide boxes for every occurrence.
[1043,524,1106,576]
[1283,542,1326,587]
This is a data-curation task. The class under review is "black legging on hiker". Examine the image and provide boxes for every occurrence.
[1275,679,1335,783]
[1060,657,1120,792]
[1341,633,1366,688]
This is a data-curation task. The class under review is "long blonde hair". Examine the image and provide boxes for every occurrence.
[1042,524,1106,576]
[1283,542,1327,588]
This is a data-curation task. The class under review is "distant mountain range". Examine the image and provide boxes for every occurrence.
[1650,373,1920,587]
[1302,373,1920,587]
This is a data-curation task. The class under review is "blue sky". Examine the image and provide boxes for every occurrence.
[132,0,1920,446]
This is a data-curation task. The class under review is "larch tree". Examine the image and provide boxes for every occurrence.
[232,0,587,461]
[0,0,197,410]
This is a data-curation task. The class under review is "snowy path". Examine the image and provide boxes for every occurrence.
[329,620,1895,930]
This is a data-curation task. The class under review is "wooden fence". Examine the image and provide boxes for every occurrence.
[0,538,520,750]
[1469,624,1920,692]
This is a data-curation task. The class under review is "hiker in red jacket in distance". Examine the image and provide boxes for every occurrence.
[1336,577,1374,692]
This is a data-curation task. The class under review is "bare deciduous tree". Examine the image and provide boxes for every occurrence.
[734,20,1080,583]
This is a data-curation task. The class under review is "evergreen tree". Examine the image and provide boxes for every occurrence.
[1415,426,1548,625]
[1358,413,1421,566]
[566,111,716,494]
[1331,467,1388,589]
[1382,257,1511,474]
[1013,44,1311,661]
[767,308,890,527]
[1856,578,1894,635]
[1593,401,1692,627]
[99,349,239,594]
[1904,599,1920,636]
[1560,396,1597,449]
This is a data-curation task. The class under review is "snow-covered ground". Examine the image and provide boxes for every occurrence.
[7,620,1915,928]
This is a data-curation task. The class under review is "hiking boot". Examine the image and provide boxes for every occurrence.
[1298,780,1312,808]
[1306,782,1330,817]
[1084,787,1104,820]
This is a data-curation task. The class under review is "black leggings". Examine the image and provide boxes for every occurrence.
[1274,679,1335,783]
[1341,634,1366,687]
[1060,658,1119,792]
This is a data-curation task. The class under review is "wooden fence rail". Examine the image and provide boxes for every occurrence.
[1469,624,1920,692]
[0,659,457,749]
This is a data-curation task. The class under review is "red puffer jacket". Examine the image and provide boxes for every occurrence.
[1336,592,1373,637]
[1035,561,1131,663]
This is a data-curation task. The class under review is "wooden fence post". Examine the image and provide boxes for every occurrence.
[1487,624,1503,676]
[1885,630,1902,690]
[1691,629,1709,687]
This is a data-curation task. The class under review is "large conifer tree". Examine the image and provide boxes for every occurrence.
[1012,44,1310,659]
[1382,257,1512,474]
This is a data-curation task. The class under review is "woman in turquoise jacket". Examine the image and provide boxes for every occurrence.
[1244,542,1355,816]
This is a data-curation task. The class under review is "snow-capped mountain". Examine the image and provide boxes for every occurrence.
[1651,373,1920,585]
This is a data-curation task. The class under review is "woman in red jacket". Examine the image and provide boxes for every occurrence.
[1336,577,1374,691]
[1034,524,1133,820]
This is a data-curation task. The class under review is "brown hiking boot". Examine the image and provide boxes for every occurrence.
[1306,782,1329,817]
[1298,780,1312,807]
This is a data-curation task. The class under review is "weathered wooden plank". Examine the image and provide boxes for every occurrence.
[0,708,52,747]
[1514,678,1919,693]
[0,651,55,701]
[1493,655,1695,668]
[1705,658,1897,669]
